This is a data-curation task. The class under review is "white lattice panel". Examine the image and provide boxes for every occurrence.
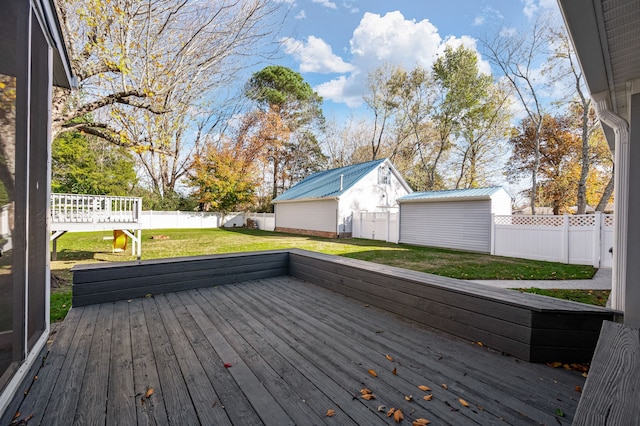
[604,214,614,227]
[495,215,563,227]
[569,215,595,227]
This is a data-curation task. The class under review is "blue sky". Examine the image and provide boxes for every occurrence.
[270,0,561,118]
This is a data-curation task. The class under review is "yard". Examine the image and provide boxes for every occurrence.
[50,228,602,322]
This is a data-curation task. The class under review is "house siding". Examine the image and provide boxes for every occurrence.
[275,200,338,236]
[400,200,493,252]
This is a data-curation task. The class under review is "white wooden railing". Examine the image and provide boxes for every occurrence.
[50,193,142,224]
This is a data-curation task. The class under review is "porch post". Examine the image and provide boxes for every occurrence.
[624,86,640,326]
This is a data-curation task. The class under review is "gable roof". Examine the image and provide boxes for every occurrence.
[398,186,506,203]
[273,159,387,203]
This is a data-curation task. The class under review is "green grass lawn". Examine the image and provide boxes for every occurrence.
[49,227,601,322]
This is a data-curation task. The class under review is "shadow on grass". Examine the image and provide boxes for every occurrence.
[51,249,114,261]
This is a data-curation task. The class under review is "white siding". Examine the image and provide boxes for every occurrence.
[275,200,338,233]
[339,160,411,232]
[490,189,513,215]
[400,200,492,252]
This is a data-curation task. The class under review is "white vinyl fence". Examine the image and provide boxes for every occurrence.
[140,211,275,231]
[492,212,614,268]
[352,211,399,243]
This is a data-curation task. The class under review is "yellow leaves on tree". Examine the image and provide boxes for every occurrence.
[188,140,258,214]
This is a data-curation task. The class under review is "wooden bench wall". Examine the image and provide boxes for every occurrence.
[288,249,621,363]
[71,250,289,307]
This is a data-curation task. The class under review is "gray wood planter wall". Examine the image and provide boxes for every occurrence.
[71,249,620,363]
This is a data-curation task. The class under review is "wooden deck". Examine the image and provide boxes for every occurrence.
[3,276,586,425]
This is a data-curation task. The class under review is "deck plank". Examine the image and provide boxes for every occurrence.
[140,296,200,425]
[180,293,293,426]
[192,287,360,426]
[168,292,264,426]
[128,298,169,426]
[73,303,114,426]
[266,277,584,394]
[106,300,137,426]
[227,282,492,425]
[10,307,84,425]
[259,277,579,425]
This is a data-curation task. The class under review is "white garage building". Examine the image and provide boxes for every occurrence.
[273,159,411,238]
[398,187,512,253]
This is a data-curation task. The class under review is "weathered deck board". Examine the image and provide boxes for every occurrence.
[2,276,587,425]
[257,276,580,424]
[573,321,640,425]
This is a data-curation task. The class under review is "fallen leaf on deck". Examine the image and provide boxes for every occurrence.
[555,408,565,417]
[404,395,413,401]
[386,354,394,362]
[412,419,431,425]
[377,405,386,412]
[582,372,588,378]
[145,294,153,298]
[393,409,404,422]
[387,407,396,417]
[326,409,335,417]
[575,385,582,393]
[360,388,372,395]
[392,367,397,375]
[562,364,571,370]
[547,361,563,368]
[145,388,154,398]
[224,363,233,368]
[418,385,431,392]
[13,412,20,419]
[368,369,378,377]
[441,384,448,390]
[362,394,376,400]
[459,398,469,407]
[423,395,433,401]
[475,341,483,346]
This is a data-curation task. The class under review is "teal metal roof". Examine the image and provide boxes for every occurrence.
[273,159,386,202]
[398,186,504,202]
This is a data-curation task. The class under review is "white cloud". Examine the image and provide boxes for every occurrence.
[500,27,517,37]
[312,0,337,9]
[522,0,558,19]
[294,9,306,19]
[282,36,355,73]
[284,11,496,108]
[473,16,485,26]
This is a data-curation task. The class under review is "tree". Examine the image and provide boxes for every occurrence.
[245,66,326,199]
[188,140,258,215]
[52,131,137,195]
[507,114,581,214]
[53,0,282,206]
[545,26,608,214]
[482,16,550,213]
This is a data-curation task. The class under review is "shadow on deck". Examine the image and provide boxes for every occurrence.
[2,250,620,425]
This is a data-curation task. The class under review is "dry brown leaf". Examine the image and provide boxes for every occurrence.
[412,419,431,426]
[360,388,372,395]
[404,395,413,401]
[441,384,448,390]
[575,385,582,393]
[392,367,398,375]
[387,407,396,417]
[362,394,376,400]
[326,409,335,417]
[145,388,154,398]
[394,409,404,423]
[423,394,433,401]
[13,412,20,420]
[459,398,469,407]
[563,364,571,370]
[582,372,588,378]
[475,341,484,347]
[547,361,563,368]
[418,385,431,392]
[386,354,394,362]
[368,369,378,377]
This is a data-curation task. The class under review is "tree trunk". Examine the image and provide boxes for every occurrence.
[576,106,590,214]
[596,168,614,212]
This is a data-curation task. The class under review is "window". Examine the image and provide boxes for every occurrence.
[378,165,390,185]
